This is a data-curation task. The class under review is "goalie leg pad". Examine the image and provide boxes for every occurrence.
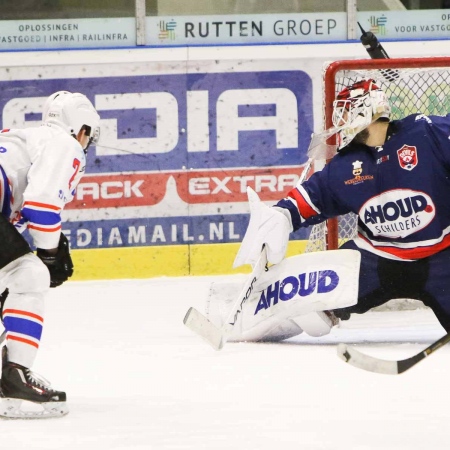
[206,249,360,342]
[205,278,304,342]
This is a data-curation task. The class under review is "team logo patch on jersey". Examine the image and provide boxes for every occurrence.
[344,160,374,185]
[352,160,363,176]
[397,145,418,171]
[361,189,435,238]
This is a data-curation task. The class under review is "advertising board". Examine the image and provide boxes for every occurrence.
[0,58,316,278]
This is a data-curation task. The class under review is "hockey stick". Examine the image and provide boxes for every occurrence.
[358,22,399,82]
[337,332,450,375]
[183,246,268,351]
[0,330,5,345]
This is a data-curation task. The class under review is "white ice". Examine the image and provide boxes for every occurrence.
[1,275,449,450]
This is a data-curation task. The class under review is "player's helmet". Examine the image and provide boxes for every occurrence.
[43,91,100,151]
[332,79,390,150]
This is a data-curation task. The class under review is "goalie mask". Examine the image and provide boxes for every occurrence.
[332,79,390,150]
[43,91,101,152]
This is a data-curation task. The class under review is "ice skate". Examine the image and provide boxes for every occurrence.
[0,346,68,419]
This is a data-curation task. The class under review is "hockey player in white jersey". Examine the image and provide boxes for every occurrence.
[0,91,100,418]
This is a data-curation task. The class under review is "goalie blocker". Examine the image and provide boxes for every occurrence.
[206,249,360,342]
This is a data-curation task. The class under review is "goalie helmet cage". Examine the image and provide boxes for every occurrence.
[305,56,450,255]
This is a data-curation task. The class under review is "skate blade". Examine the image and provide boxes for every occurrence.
[0,397,69,419]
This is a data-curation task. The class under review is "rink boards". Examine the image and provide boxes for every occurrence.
[0,42,439,279]
[0,46,325,279]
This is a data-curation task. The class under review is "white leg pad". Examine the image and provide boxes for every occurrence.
[206,249,359,343]
[206,278,304,342]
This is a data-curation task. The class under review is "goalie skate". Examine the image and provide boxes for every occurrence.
[0,347,68,419]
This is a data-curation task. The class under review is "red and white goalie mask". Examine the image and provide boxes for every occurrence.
[332,79,391,150]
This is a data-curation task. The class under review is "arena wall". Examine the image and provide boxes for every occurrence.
[0,40,448,279]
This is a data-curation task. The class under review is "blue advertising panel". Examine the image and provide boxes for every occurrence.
[0,69,313,250]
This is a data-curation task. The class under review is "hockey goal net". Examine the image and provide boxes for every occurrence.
[306,56,450,255]
[304,57,450,311]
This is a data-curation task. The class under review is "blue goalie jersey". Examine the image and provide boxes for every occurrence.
[278,113,450,261]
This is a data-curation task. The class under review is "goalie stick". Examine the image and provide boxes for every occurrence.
[183,246,268,350]
[337,332,450,375]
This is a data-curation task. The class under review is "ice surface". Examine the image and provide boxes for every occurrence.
[1,274,449,450]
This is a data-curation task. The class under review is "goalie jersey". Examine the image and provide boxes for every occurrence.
[277,113,450,261]
[0,124,86,250]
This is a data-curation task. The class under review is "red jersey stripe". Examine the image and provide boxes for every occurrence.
[23,201,60,211]
[288,188,318,219]
[27,224,61,232]
[358,232,450,260]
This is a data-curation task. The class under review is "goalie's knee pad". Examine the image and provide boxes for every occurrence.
[292,311,338,337]
[0,253,50,294]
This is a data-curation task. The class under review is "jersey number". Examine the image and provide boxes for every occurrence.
[69,158,81,190]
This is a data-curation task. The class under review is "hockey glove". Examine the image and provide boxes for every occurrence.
[233,187,293,268]
[37,233,74,288]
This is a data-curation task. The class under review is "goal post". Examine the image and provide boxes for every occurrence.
[305,56,450,254]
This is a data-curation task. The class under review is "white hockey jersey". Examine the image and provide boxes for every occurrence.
[0,124,86,250]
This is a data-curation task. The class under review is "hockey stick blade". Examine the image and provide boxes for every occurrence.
[337,332,450,375]
[183,307,224,350]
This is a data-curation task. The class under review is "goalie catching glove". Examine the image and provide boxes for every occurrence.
[37,233,74,288]
[233,187,293,268]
